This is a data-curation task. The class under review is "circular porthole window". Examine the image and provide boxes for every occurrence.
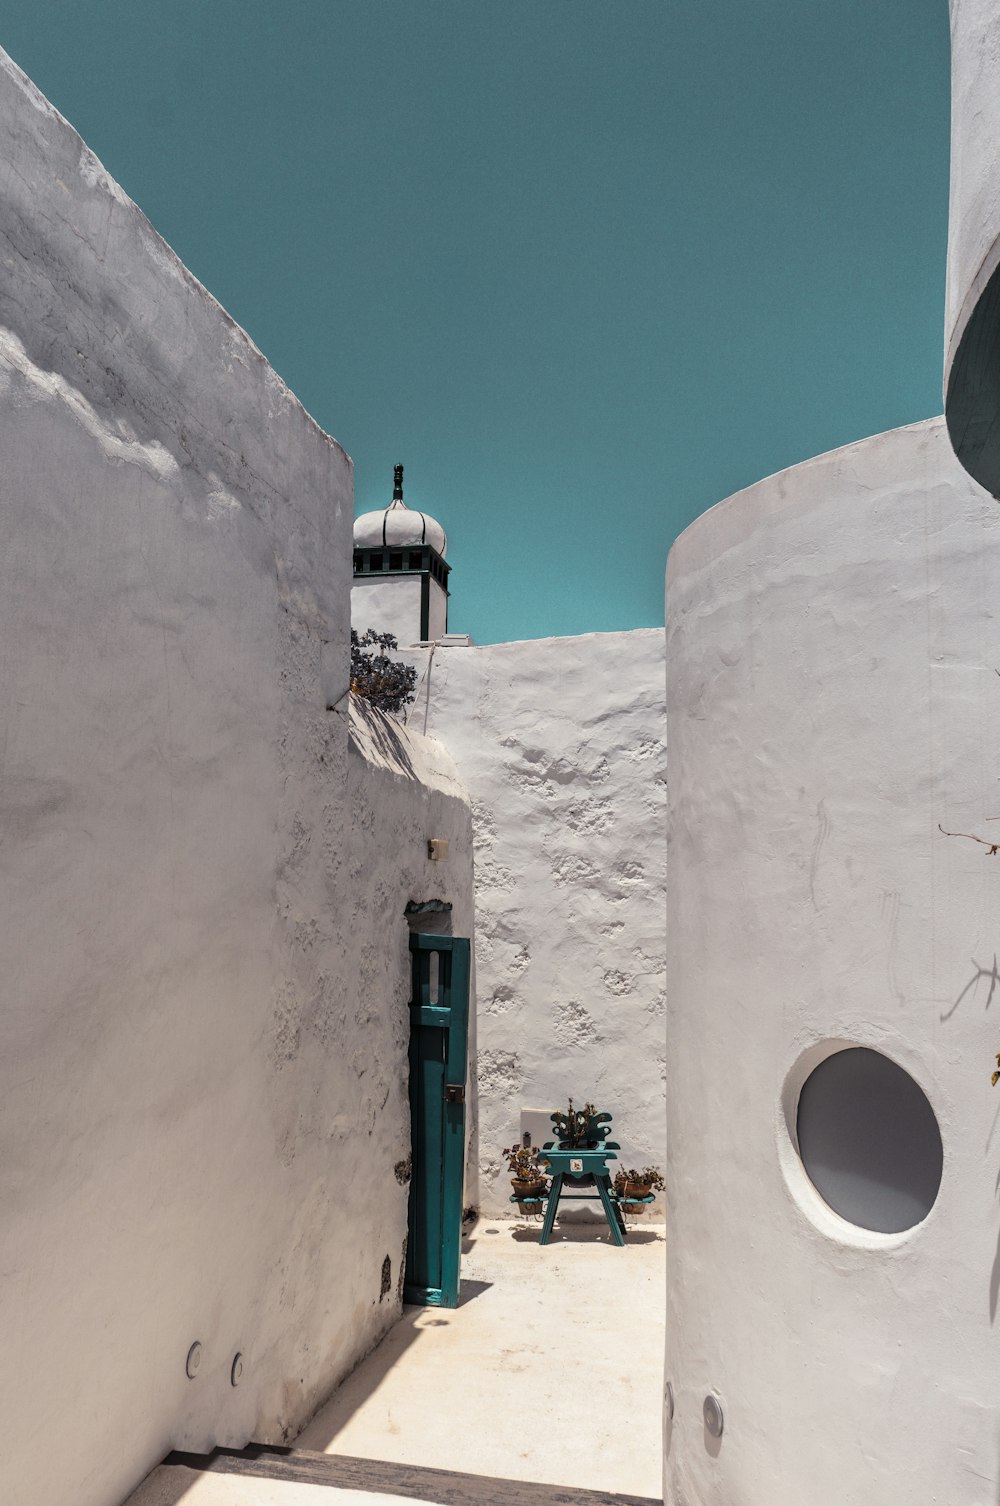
[796,1047,942,1234]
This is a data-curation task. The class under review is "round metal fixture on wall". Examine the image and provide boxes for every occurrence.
[185,1342,202,1379]
[665,1381,675,1421]
[703,1394,724,1438]
[231,1352,244,1387]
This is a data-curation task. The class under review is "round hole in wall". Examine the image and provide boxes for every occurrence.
[796,1047,942,1234]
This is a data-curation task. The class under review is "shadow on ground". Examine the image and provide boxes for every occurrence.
[136,1450,662,1506]
[508,1224,662,1245]
[297,1274,494,1451]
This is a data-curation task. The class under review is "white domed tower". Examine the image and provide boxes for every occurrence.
[351,465,450,644]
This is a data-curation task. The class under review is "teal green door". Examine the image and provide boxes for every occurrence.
[404,933,470,1308]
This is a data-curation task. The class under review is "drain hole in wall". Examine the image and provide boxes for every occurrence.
[796,1047,942,1234]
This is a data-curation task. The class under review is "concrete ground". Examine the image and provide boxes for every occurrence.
[124,1215,666,1505]
[127,1484,430,1506]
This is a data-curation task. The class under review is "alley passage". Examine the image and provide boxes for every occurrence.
[126,1217,666,1506]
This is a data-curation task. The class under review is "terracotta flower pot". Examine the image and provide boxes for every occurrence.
[624,1180,654,1200]
[511,1177,547,1198]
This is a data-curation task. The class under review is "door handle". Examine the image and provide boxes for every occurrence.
[444,1084,465,1105]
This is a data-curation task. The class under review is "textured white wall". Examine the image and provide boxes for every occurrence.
[413,633,666,1218]
[0,50,473,1506]
[342,693,475,1315]
[665,418,1000,1506]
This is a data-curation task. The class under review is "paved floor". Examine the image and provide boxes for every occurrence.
[127,1481,415,1506]
[125,1214,666,1505]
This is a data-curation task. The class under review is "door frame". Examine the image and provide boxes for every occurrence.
[404,932,470,1308]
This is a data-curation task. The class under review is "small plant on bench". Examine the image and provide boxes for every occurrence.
[502,1144,550,1197]
[549,1098,615,1149]
[614,1166,665,1199]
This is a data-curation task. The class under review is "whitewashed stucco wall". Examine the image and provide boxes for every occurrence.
[665,418,1000,1506]
[338,692,474,1333]
[413,632,667,1218]
[0,50,474,1506]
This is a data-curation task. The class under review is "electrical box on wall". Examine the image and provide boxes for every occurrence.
[427,838,449,861]
[520,1106,557,1150]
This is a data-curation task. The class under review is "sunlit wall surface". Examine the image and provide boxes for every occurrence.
[664,419,1000,1506]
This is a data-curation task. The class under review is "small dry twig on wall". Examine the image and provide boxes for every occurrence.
[940,662,1000,1075]
[938,823,1000,856]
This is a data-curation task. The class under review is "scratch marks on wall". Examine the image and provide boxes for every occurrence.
[271,983,302,1068]
[809,798,831,911]
[879,887,906,1006]
[279,811,313,881]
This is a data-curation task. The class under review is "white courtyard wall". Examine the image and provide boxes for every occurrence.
[341,692,475,1327]
[664,417,1000,1506]
[0,50,474,1506]
[414,633,667,1218]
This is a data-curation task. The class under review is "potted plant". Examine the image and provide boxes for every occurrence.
[549,1098,613,1149]
[502,1143,550,1198]
[614,1166,665,1200]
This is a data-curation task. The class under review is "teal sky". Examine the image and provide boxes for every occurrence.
[1,2,950,643]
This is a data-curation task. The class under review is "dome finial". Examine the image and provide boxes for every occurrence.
[353,464,447,557]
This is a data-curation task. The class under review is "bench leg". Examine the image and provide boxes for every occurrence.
[597,1174,626,1247]
[539,1174,563,1245]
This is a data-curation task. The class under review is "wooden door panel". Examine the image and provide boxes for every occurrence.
[405,934,470,1308]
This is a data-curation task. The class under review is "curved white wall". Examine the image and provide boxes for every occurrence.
[665,418,1000,1505]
